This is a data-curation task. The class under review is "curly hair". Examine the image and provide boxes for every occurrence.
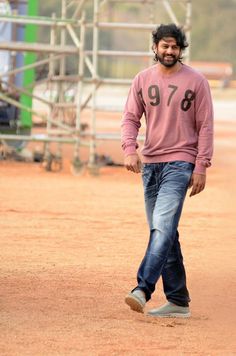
[152,23,188,62]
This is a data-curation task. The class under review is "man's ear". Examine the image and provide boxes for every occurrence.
[152,43,157,53]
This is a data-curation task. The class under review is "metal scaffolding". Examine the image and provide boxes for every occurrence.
[0,0,192,173]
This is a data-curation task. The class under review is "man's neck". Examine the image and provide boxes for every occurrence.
[157,61,182,75]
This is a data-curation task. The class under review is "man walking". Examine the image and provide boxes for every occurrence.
[121,24,213,318]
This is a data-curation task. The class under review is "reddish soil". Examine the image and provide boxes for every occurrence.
[0,119,236,355]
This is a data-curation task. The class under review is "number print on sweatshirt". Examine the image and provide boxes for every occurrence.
[148,85,160,106]
[180,89,196,111]
[146,84,195,111]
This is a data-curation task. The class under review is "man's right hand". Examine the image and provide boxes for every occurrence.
[124,153,142,173]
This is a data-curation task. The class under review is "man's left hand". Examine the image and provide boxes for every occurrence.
[188,173,206,197]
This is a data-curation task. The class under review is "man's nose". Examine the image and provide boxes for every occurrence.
[166,47,174,54]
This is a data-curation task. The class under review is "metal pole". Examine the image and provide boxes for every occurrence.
[66,23,96,76]
[73,10,86,167]
[0,41,79,54]
[71,0,86,19]
[88,0,99,171]
[85,22,158,30]
[56,0,67,162]
[0,134,90,145]
[185,0,192,64]
[3,80,53,106]
[0,92,74,133]
[162,0,179,25]
[0,14,81,26]
[0,54,64,79]
[45,12,57,161]
[10,9,18,89]
[19,0,39,129]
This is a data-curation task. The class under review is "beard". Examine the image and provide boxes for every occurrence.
[156,53,179,67]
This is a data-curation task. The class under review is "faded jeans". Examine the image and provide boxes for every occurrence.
[134,161,194,307]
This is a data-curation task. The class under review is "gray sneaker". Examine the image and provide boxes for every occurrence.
[147,302,191,318]
[125,289,146,313]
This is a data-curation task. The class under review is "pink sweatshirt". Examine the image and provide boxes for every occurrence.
[121,64,214,174]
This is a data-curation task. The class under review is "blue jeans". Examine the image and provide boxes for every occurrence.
[134,161,194,307]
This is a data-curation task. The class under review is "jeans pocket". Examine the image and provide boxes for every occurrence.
[142,164,156,190]
[167,161,194,172]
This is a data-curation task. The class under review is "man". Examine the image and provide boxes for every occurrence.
[121,24,213,318]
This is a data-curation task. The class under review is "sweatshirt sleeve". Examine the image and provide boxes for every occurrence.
[121,75,144,156]
[194,78,214,175]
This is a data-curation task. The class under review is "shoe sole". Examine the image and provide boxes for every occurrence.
[147,312,191,318]
[125,294,144,313]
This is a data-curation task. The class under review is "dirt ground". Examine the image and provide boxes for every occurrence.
[0,118,236,355]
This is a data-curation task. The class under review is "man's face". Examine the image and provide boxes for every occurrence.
[154,37,181,68]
